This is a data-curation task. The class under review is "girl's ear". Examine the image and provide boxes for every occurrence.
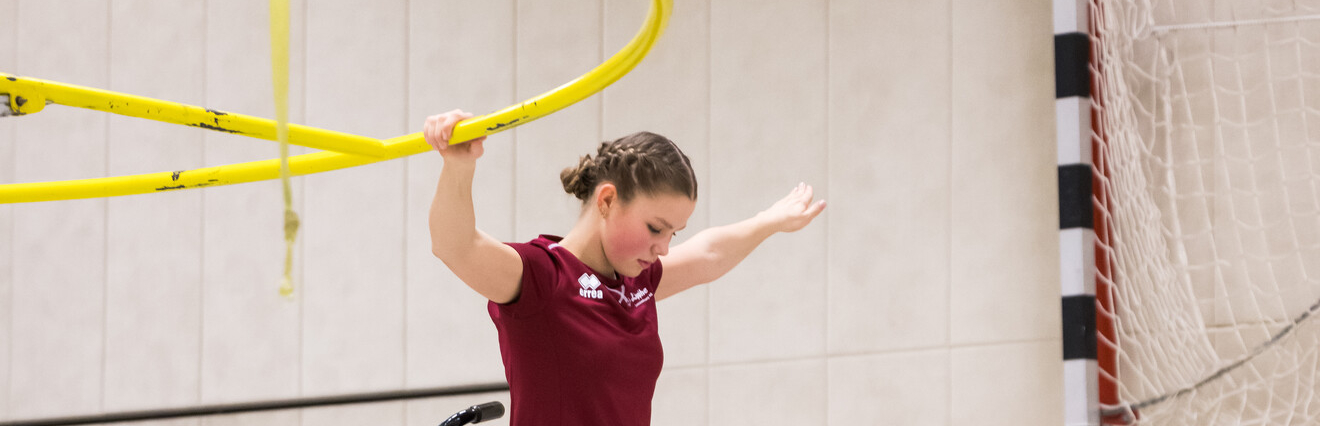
[595,183,618,218]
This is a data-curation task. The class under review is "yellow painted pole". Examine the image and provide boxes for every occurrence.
[0,73,387,157]
[0,0,671,204]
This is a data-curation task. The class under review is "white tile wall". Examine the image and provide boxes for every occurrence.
[827,0,952,355]
[10,0,109,418]
[201,409,299,426]
[404,0,515,389]
[301,401,403,426]
[200,0,304,405]
[103,0,206,411]
[709,359,827,425]
[2,0,1065,424]
[951,340,1064,426]
[105,419,199,426]
[651,366,707,426]
[949,0,1060,346]
[828,350,950,425]
[301,0,408,396]
[512,0,603,239]
[708,0,829,365]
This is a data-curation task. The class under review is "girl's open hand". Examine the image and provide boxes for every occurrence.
[424,109,487,164]
[758,182,827,233]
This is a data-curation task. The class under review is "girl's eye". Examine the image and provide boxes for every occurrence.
[647,225,661,234]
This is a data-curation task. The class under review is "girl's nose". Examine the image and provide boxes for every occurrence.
[654,238,670,256]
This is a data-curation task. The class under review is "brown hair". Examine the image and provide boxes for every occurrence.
[560,131,697,204]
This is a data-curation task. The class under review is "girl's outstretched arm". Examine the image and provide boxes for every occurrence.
[655,183,826,300]
[426,110,522,304]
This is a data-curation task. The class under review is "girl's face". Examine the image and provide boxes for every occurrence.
[600,190,696,278]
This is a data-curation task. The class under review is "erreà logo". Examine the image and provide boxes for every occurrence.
[578,273,603,299]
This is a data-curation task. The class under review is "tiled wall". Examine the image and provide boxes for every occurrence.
[0,0,1062,425]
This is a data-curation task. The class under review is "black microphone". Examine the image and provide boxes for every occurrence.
[438,401,505,426]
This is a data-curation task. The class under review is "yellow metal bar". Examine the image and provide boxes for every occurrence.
[446,0,671,144]
[0,72,387,157]
[0,0,671,204]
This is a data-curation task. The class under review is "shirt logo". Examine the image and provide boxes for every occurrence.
[578,273,603,299]
[604,286,653,308]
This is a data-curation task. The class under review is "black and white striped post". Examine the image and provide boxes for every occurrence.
[1055,0,1099,424]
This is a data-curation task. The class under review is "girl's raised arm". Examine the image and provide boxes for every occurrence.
[426,110,523,304]
[656,183,826,300]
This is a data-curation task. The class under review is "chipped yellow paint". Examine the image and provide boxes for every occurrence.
[0,0,670,204]
[0,72,385,157]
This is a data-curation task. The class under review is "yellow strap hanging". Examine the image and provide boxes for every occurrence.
[270,0,297,297]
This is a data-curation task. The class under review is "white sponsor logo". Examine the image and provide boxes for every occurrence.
[604,286,653,308]
[578,273,603,299]
[629,288,653,306]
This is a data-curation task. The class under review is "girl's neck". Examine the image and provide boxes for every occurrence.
[559,215,616,278]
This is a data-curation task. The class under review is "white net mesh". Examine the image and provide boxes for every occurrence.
[1093,0,1320,424]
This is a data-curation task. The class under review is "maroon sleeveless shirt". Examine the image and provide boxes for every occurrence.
[489,235,664,425]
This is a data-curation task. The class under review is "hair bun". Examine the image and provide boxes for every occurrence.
[559,133,697,205]
[560,154,597,201]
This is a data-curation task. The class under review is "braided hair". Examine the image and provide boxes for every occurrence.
[559,132,697,204]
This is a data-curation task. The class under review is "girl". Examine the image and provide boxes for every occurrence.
[424,109,825,425]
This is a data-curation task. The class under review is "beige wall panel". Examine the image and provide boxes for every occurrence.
[708,0,828,364]
[951,340,1064,426]
[301,0,408,395]
[96,420,198,426]
[10,0,109,418]
[300,401,403,426]
[404,0,515,388]
[827,0,952,355]
[604,0,712,369]
[201,0,305,404]
[404,391,511,426]
[103,0,205,411]
[709,359,826,425]
[828,350,950,425]
[202,409,299,426]
[512,0,602,239]
[949,0,1059,345]
[0,0,13,418]
[651,366,706,426]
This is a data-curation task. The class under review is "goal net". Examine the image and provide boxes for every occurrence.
[1092,0,1320,424]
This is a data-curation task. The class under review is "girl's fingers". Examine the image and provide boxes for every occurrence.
[806,199,827,218]
[424,116,439,149]
[440,116,453,143]
[424,110,481,152]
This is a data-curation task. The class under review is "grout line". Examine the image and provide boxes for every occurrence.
[597,0,604,142]
[511,0,519,241]
[198,0,209,406]
[298,0,308,403]
[6,1,16,418]
[704,1,714,424]
[100,2,112,413]
[821,0,831,418]
[821,0,831,361]
[703,0,712,367]
[945,0,955,423]
[400,0,410,392]
[694,337,1060,371]
[400,0,410,382]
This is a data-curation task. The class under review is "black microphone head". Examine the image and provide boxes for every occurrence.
[471,401,505,423]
